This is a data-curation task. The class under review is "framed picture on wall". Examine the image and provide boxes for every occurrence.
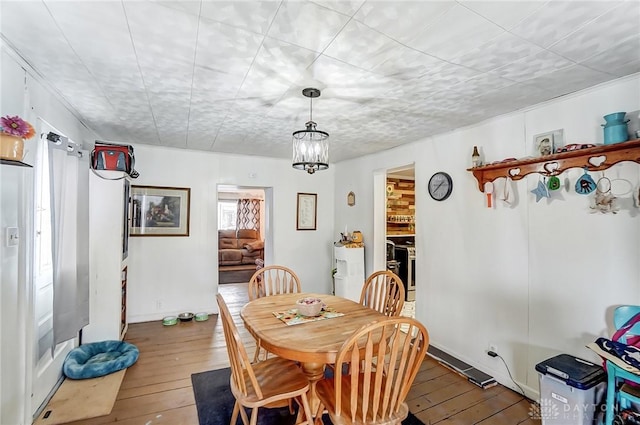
[296,193,317,231]
[130,185,191,236]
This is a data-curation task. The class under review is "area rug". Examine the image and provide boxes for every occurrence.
[191,367,425,425]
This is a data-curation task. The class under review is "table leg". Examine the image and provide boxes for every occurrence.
[300,362,326,416]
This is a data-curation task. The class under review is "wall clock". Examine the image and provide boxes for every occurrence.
[428,172,453,201]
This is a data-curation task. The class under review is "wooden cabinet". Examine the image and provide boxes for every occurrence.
[84,175,129,343]
[386,178,415,236]
[467,139,640,192]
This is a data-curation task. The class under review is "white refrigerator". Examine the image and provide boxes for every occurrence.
[333,245,364,302]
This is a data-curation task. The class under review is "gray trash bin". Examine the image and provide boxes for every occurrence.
[535,354,606,425]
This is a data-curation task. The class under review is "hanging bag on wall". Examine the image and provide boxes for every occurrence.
[90,141,139,179]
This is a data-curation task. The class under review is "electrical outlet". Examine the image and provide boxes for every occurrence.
[488,343,498,354]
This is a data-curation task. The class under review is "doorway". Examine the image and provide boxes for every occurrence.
[216,185,270,284]
[384,165,416,318]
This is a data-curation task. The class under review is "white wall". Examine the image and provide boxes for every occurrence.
[333,75,640,398]
[125,145,335,322]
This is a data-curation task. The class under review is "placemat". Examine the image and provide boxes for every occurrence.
[273,308,344,326]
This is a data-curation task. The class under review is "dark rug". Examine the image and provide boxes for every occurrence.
[191,367,425,425]
[219,269,255,284]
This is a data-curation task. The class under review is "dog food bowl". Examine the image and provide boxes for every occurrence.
[162,316,178,326]
[194,312,209,322]
[178,312,194,322]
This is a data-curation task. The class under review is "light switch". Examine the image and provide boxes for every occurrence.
[6,227,19,247]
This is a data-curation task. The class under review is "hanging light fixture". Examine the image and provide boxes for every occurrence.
[292,88,329,174]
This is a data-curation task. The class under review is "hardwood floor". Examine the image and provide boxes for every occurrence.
[65,283,540,425]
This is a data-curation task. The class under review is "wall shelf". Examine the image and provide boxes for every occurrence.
[467,139,640,192]
[1,158,32,167]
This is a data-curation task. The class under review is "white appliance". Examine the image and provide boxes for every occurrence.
[333,245,364,302]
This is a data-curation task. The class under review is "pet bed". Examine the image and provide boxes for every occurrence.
[63,340,139,379]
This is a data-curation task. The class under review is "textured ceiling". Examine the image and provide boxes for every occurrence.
[1,1,639,163]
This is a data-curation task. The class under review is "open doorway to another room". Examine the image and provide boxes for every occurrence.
[217,186,267,284]
[385,165,416,320]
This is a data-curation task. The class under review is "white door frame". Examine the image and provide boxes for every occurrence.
[372,170,387,272]
[215,184,273,273]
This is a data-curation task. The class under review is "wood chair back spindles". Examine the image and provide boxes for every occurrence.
[216,294,314,425]
[248,265,301,301]
[315,317,429,425]
[359,271,405,317]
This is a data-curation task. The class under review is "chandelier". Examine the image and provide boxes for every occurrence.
[292,88,329,174]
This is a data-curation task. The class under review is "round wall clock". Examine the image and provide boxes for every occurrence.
[428,172,453,201]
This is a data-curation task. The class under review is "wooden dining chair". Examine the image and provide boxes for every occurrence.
[248,265,302,301]
[248,265,302,362]
[314,317,429,425]
[359,270,405,317]
[216,294,313,425]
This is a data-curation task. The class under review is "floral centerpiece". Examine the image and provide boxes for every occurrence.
[0,115,35,161]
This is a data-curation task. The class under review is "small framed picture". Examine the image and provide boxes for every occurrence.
[535,133,554,156]
[347,191,355,206]
[296,193,317,231]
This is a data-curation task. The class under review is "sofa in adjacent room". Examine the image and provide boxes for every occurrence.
[218,229,264,267]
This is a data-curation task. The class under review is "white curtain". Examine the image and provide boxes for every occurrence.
[48,135,90,345]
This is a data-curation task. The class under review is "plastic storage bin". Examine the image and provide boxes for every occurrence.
[536,354,606,425]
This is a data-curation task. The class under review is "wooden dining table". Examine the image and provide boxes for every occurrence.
[240,292,386,413]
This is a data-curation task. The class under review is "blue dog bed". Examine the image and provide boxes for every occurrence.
[63,340,139,379]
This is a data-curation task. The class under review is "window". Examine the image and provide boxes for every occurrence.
[218,201,237,230]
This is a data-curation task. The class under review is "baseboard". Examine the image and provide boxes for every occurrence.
[428,343,539,401]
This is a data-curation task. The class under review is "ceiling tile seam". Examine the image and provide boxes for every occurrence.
[458,0,549,32]
[121,0,163,146]
[302,0,367,76]
[426,74,519,103]
[309,0,360,19]
[349,15,494,79]
[0,38,99,141]
[578,60,637,79]
[197,9,267,38]
[544,0,630,53]
[453,1,561,64]
[453,2,589,74]
[553,31,640,73]
[493,1,622,65]
[209,0,285,151]
[38,2,122,129]
[185,0,204,150]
